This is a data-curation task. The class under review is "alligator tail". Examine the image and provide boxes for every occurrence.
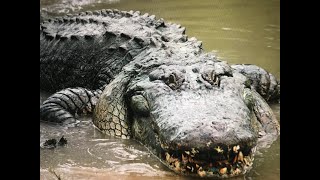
[40,87,102,124]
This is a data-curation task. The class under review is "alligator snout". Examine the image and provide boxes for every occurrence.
[157,115,258,178]
[152,91,259,146]
[144,90,259,177]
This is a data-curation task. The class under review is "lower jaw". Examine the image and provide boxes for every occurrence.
[161,146,256,178]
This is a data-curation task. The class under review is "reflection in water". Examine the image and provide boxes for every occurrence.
[40,0,280,179]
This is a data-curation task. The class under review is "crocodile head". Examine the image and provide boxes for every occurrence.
[93,50,279,178]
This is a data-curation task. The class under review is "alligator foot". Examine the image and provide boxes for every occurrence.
[40,88,101,124]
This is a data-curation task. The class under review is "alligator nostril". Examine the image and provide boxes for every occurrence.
[192,67,199,73]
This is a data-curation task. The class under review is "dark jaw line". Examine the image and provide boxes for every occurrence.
[159,145,257,178]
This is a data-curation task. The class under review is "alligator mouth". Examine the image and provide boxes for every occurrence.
[159,144,256,178]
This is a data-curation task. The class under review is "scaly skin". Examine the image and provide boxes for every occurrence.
[40,9,280,178]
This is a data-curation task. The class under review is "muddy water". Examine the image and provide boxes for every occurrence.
[40,0,280,179]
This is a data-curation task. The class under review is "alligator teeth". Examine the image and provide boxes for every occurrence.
[165,152,170,162]
[197,168,206,177]
[165,153,178,164]
[163,146,254,177]
[233,145,240,153]
[191,166,194,172]
[243,157,253,166]
[238,151,244,162]
[174,161,181,171]
[214,146,224,153]
[181,154,188,164]
[206,141,212,147]
[232,168,241,175]
[219,167,227,175]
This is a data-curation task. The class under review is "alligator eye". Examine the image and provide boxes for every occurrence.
[130,95,150,116]
[166,73,178,89]
[202,70,220,87]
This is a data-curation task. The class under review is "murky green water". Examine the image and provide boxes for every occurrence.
[40,0,280,179]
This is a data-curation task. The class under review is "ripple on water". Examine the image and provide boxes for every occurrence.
[41,165,174,180]
[221,27,253,33]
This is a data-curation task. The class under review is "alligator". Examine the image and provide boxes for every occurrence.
[40,9,280,178]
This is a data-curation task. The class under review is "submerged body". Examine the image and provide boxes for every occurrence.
[40,9,280,178]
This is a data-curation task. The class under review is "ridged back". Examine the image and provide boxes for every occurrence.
[40,9,198,91]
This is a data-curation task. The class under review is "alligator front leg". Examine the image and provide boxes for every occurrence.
[40,87,102,124]
[231,64,280,102]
